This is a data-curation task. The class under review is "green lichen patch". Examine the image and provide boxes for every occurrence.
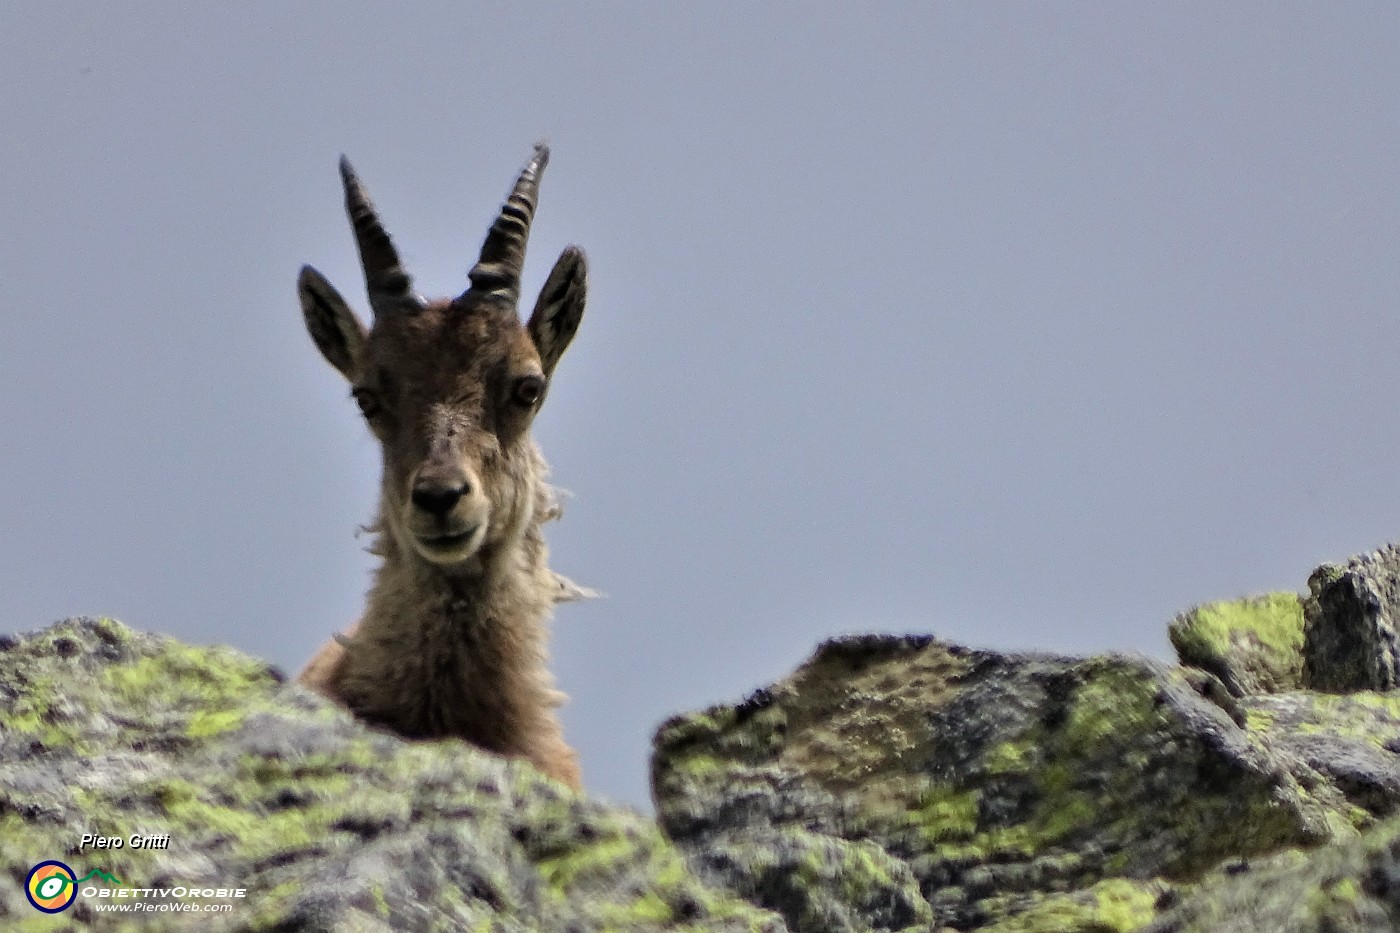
[1170,593,1305,695]
[1242,691,1400,748]
[1239,689,1400,826]
[981,877,1166,933]
[101,641,277,708]
[518,787,782,931]
[678,825,932,933]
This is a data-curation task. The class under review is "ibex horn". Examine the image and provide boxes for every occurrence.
[339,156,422,315]
[465,142,549,306]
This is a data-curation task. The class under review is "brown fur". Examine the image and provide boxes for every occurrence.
[294,146,589,789]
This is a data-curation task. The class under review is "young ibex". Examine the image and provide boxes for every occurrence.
[295,144,589,789]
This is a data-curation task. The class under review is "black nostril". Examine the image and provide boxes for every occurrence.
[411,481,468,515]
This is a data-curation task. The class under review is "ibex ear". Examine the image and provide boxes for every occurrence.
[299,265,368,382]
[527,246,587,376]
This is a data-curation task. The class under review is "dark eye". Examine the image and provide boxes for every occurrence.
[351,387,382,419]
[512,374,546,408]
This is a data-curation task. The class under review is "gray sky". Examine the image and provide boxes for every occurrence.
[3,5,1397,810]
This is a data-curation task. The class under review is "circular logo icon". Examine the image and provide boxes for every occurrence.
[26,861,78,913]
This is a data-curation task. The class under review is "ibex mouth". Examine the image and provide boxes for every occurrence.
[414,524,483,560]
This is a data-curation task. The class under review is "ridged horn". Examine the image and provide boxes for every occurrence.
[339,156,421,315]
[465,142,549,306]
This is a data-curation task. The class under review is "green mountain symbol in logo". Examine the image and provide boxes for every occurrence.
[75,869,124,886]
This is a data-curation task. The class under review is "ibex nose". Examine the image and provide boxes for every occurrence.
[411,477,469,515]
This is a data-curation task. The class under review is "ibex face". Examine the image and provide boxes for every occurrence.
[298,145,586,570]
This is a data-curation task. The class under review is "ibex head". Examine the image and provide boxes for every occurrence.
[298,144,586,570]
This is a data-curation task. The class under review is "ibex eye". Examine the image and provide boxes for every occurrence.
[351,388,382,419]
[512,375,546,407]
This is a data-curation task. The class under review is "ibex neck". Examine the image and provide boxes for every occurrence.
[368,521,535,628]
[343,515,557,751]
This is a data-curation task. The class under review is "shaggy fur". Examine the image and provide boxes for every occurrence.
[295,146,589,789]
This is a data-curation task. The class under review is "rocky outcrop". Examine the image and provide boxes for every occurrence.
[1303,546,1400,693]
[8,543,1400,931]
[652,547,1400,932]
[0,618,782,931]
[651,636,1344,932]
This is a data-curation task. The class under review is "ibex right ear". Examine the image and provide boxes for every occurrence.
[527,246,587,376]
[299,265,368,381]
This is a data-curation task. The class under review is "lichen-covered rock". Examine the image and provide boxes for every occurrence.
[1144,812,1400,932]
[1169,593,1305,696]
[0,617,785,932]
[687,826,931,933]
[17,542,1400,932]
[652,634,1351,932]
[1241,691,1400,825]
[980,878,1167,933]
[1304,547,1400,692]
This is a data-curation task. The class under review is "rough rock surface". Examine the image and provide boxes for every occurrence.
[1304,546,1400,693]
[652,635,1347,932]
[11,544,1400,932]
[651,547,1400,932]
[0,617,784,931]
[1144,812,1400,932]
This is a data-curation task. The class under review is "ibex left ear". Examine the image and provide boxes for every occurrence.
[299,265,367,382]
[528,246,587,376]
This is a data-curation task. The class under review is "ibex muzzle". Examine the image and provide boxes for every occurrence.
[403,418,487,560]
